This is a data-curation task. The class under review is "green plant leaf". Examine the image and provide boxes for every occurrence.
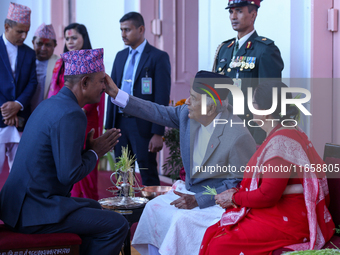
[162,128,183,180]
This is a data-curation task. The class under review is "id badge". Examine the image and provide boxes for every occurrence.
[232,78,242,90]
[142,77,152,94]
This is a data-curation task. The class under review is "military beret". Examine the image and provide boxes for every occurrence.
[226,0,262,9]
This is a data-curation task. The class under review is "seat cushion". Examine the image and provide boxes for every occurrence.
[322,235,340,249]
[272,248,293,255]
[325,157,340,227]
[0,224,82,250]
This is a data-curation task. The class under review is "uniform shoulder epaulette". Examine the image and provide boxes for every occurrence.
[255,36,274,45]
[221,38,236,49]
[222,38,236,44]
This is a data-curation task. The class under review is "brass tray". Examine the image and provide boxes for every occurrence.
[98,197,149,210]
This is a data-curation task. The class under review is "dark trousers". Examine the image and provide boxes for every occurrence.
[17,198,129,255]
[116,115,160,186]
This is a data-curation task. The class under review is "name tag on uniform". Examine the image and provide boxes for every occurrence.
[233,78,242,89]
[141,77,152,94]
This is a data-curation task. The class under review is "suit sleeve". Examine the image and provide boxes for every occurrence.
[51,111,97,186]
[124,95,181,129]
[258,43,284,79]
[150,51,171,135]
[16,51,38,107]
[195,131,256,208]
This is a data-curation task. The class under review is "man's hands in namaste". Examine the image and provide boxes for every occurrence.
[86,128,121,158]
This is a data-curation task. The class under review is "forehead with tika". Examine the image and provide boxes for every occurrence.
[36,37,53,44]
[66,29,78,37]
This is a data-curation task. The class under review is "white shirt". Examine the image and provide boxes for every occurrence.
[2,33,23,109]
[0,34,21,144]
[110,89,130,108]
[2,33,18,77]
[121,39,147,95]
[235,29,256,50]
[192,112,222,175]
[30,59,48,112]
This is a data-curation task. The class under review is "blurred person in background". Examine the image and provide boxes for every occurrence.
[30,23,59,112]
[105,12,171,186]
[0,2,37,173]
[213,0,284,145]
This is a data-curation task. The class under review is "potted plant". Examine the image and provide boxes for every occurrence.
[108,146,140,201]
[162,99,186,180]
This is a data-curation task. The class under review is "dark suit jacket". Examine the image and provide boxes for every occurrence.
[0,35,37,131]
[105,42,171,138]
[213,31,284,144]
[0,87,97,228]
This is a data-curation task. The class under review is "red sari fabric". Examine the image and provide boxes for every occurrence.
[199,128,335,255]
[48,59,105,200]
[47,58,64,99]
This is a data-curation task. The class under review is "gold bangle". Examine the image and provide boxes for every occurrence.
[231,192,237,207]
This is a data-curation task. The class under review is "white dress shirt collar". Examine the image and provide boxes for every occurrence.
[235,30,255,50]
[2,33,18,76]
[128,39,147,55]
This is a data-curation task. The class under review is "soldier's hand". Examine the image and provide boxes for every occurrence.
[170,191,198,209]
[86,128,121,158]
[104,74,119,99]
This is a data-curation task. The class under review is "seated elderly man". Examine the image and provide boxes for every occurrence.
[105,70,256,255]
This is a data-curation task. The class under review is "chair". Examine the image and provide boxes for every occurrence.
[273,143,340,254]
[0,163,82,254]
[0,223,82,254]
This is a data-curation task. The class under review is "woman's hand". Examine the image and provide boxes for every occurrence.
[215,189,237,209]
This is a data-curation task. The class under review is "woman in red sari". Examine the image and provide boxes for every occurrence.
[199,81,335,255]
[48,23,105,200]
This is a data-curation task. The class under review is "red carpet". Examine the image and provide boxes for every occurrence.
[0,162,9,193]
[0,162,9,225]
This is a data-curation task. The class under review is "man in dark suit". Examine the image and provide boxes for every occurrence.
[105,12,171,186]
[0,3,37,173]
[0,49,128,255]
[213,0,284,144]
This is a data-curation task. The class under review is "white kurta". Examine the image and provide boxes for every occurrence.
[1,33,21,142]
[0,34,22,173]
[132,180,225,255]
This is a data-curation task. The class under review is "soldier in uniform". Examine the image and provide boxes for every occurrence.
[213,0,284,144]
